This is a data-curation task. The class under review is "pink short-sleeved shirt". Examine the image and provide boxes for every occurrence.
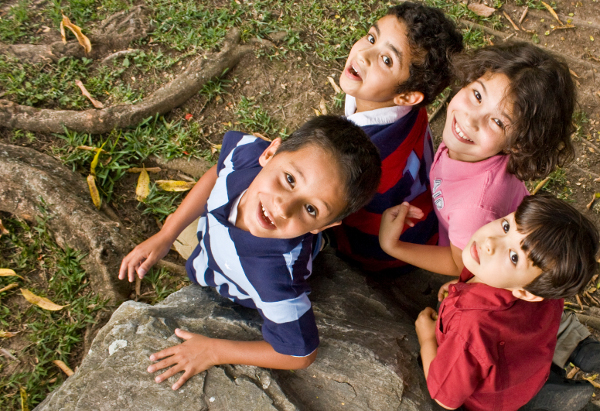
[429,143,529,249]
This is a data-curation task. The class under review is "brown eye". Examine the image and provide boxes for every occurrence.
[305,204,316,216]
[367,34,375,44]
[286,173,295,188]
[382,56,391,66]
[509,250,518,265]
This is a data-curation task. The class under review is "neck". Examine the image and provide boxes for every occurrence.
[354,98,398,113]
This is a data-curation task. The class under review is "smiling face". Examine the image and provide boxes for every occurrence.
[235,139,346,239]
[463,213,542,296]
[339,15,422,113]
[443,72,514,163]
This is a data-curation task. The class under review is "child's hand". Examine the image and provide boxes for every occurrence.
[415,307,438,346]
[119,232,173,282]
[148,329,217,390]
[438,279,459,302]
[379,202,424,252]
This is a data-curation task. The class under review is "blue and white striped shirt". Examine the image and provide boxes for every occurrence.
[186,131,319,356]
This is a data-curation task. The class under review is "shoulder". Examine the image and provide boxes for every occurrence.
[217,132,269,174]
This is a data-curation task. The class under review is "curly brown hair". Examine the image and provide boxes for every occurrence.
[452,42,576,181]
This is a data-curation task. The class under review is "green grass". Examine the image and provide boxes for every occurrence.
[0,214,108,410]
[234,96,286,137]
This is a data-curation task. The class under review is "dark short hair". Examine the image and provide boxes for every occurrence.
[452,42,576,181]
[387,2,463,107]
[515,194,599,299]
[276,115,381,222]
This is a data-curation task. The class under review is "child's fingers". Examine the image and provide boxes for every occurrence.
[148,354,177,373]
[150,346,177,362]
[154,363,184,383]
[172,370,194,390]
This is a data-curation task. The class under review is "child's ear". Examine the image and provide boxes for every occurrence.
[393,91,424,107]
[310,220,341,235]
[259,138,282,167]
[511,288,544,302]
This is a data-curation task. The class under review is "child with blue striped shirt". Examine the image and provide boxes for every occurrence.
[119,115,381,390]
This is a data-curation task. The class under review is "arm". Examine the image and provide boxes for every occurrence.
[148,328,317,390]
[379,203,464,276]
[415,308,456,410]
[119,165,218,281]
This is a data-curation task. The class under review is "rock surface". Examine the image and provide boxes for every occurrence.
[35,250,445,411]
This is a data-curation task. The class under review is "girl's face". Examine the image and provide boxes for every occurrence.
[442,72,513,163]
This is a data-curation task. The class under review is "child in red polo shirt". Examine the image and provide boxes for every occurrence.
[389,194,599,410]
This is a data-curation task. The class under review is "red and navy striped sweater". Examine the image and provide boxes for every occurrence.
[332,106,438,272]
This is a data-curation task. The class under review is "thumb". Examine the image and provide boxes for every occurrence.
[175,328,193,340]
[137,257,157,278]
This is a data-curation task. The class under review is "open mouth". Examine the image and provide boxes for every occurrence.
[258,201,276,229]
[453,119,473,143]
[470,241,480,264]
[345,63,362,80]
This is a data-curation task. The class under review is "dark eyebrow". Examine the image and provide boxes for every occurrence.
[387,43,403,66]
[372,22,380,36]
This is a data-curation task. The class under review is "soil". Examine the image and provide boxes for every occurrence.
[1,0,600,408]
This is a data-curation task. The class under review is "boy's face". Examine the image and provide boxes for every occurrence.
[236,138,346,239]
[463,212,543,298]
[339,15,423,112]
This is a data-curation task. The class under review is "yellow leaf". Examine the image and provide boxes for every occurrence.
[136,166,150,201]
[20,289,65,311]
[0,218,9,236]
[0,331,17,338]
[20,386,29,411]
[53,360,74,376]
[60,21,66,44]
[0,268,23,279]
[0,283,19,293]
[90,141,107,176]
[319,98,328,115]
[155,180,196,192]
[87,175,102,209]
[541,1,563,25]
[61,15,92,53]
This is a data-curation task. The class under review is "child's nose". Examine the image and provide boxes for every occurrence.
[274,196,293,219]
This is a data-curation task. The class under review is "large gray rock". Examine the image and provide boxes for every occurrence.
[36,250,445,411]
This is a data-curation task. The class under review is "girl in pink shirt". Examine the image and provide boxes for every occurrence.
[379,42,575,278]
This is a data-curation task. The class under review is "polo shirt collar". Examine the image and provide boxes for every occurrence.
[345,95,413,127]
[450,268,519,310]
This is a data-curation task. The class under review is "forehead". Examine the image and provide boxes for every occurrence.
[479,73,514,114]
[373,15,412,59]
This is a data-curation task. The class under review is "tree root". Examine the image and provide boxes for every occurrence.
[0,28,253,134]
[0,142,132,301]
[0,6,151,64]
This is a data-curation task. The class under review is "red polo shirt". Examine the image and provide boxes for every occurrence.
[427,268,563,411]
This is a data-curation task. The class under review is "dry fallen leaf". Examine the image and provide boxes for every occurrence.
[127,167,161,173]
[0,268,23,279]
[21,289,65,311]
[87,175,102,209]
[90,141,107,176]
[136,166,150,201]
[0,331,17,338]
[0,219,9,236]
[319,98,328,115]
[53,360,74,376]
[77,145,108,153]
[327,76,342,94]
[61,15,92,53]
[0,283,19,293]
[60,20,66,44]
[252,132,271,142]
[541,1,563,25]
[587,193,600,209]
[156,180,196,192]
[172,217,200,260]
[75,80,104,109]
[531,177,550,195]
[503,11,520,31]
[469,3,496,18]
[21,386,29,411]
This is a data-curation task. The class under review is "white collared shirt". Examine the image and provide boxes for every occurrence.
[345,95,413,127]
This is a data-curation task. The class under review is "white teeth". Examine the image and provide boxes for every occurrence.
[350,64,359,77]
[261,204,275,225]
[455,123,473,142]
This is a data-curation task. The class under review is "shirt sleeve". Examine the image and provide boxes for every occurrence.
[427,331,489,409]
[447,207,499,250]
